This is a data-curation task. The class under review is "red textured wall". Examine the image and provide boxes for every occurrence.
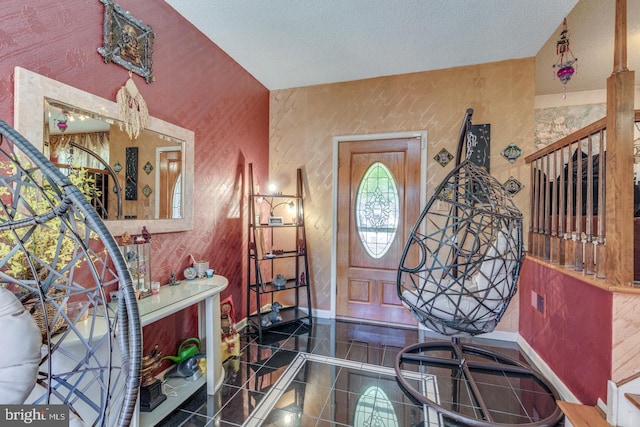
[0,1,269,360]
[519,257,612,404]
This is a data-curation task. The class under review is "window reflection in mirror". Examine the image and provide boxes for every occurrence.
[44,99,184,221]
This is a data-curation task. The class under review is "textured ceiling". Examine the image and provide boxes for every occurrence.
[164,0,640,96]
[165,0,579,90]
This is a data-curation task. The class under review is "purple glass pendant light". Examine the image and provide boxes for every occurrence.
[552,18,578,98]
[55,110,69,133]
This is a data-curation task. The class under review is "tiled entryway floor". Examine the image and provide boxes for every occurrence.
[157,318,564,426]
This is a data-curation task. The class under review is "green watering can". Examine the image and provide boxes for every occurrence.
[162,337,201,364]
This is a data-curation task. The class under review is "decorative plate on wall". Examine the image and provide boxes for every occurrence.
[434,148,454,167]
[113,160,122,174]
[501,143,523,163]
[142,184,153,198]
[143,161,153,175]
[503,176,524,195]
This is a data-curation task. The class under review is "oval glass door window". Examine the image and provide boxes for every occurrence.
[354,386,399,427]
[355,162,399,258]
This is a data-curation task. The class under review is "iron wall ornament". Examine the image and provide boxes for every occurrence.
[98,0,155,83]
[501,143,523,163]
[467,124,490,172]
[434,148,454,167]
[142,184,153,198]
[113,160,123,174]
[125,147,138,200]
[143,161,153,175]
[503,176,524,195]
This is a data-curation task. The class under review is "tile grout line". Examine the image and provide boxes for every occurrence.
[241,352,308,427]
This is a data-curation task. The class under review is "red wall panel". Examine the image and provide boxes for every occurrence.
[519,257,612,404]
[0,1,269,361]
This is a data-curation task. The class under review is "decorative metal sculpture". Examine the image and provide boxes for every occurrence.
[0,120,141,426]
[395,109,562,426]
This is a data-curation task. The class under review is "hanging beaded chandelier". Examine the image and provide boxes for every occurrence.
[552,18,578,98]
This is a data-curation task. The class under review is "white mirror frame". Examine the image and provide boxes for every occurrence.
[13,66,194,236]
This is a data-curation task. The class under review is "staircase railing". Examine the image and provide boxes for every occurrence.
[525,110,640,280]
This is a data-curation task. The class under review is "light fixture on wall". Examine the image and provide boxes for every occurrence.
[264,199,294,226]
[552,18,578,99]
[269,201,294,217]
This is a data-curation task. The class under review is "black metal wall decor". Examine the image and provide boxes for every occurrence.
[125,147,138,200]
[98,0,155,83]
[467,124,490,172]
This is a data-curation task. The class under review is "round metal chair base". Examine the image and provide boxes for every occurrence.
[395,340,564,427]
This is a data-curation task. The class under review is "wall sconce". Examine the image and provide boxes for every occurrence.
[262,198,295,225]
[269,201,294,217]
[264,200,294,226]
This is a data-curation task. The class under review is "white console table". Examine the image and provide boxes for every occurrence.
[136,275,228,427]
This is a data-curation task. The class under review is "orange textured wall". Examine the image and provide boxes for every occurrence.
[0,1,269,360]
[270,58,535,332]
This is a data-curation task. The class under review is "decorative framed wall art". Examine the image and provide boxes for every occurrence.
[98,0,155,83]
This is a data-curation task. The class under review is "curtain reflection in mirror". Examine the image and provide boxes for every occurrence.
[48,132,109,169]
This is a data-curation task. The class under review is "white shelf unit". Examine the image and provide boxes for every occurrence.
[128,276,228,426]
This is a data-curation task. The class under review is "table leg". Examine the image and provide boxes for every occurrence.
[202,294,224,395]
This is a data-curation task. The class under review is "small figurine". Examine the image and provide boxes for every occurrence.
[261,302,283,327]
[220,296,240,360]
[142,226,151,243]
[140,345,163,387]
[121,231,133,245]
[169,271,178,286]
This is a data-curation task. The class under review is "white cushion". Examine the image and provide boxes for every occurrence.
[402,226,518,335]
[0,287,42,404]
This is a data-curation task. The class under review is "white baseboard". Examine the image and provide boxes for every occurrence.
[310,308,332,319]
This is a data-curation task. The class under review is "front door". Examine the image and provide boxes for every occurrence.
[336,137,421,325]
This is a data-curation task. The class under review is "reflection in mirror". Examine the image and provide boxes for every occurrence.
[44,99,184,222]
[14,67,194,236]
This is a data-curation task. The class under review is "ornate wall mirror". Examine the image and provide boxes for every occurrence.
[13,66,194,236]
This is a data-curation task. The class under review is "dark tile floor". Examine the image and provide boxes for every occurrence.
[157,318,564,426]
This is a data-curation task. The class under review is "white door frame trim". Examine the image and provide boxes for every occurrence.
[329,131,428,318]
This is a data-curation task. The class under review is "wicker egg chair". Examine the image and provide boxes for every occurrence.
[395,109,563,427]
[0,121,141,426]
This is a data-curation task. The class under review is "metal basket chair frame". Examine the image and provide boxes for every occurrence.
[394,109,563,426]
[0,120,141,427]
